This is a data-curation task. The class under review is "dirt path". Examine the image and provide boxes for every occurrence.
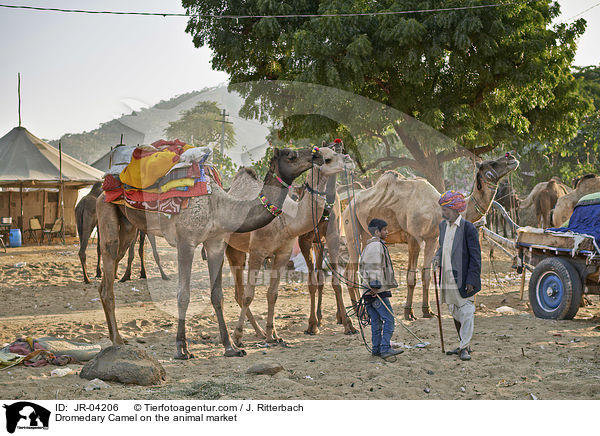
[1,240,599,400]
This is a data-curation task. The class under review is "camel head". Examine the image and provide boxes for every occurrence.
[476,152,519,189]
[271,147,324,186]
[317,146,355,177]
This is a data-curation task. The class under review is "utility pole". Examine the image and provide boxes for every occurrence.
[214,108,232,155]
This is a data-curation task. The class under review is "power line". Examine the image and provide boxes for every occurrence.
[565,1,600,21]
[0,2,523,19]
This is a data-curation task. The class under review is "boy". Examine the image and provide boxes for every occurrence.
[359,218,403,358]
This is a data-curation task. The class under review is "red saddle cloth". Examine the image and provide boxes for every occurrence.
[102,160,223,214]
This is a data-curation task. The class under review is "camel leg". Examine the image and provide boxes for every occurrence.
[315,246,325,326]
[225,244,266,338]
[265,252,288,344]
[119,231,137,282]
[404,236,420,321]
[147,233,169,280]
[233,254,263,347]
[421,238,436,318]
[174,240,195,360]
[205,237,246,357]
[343,235,361,308]
[138,231,147,279]
[300,238,319,335]
[78,218,94,284]
[95,230,102,278]
[326,231,357,334]
[97,204,137,345]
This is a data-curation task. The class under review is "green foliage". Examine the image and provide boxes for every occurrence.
[182,0,590,190]
[165,100,238,186]
[165,100,236,149]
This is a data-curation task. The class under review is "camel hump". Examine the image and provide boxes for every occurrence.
[232,166,258,182]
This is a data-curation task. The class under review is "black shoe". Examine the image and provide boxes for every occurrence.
[380,349,404,358]
[459,348,471,361]
[446,347,460,355]
[372,351,380,357]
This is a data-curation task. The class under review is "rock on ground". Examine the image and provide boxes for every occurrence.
[246,362,284,375]
[80,345,166,386]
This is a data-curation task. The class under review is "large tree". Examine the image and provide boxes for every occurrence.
[183,0,590,190]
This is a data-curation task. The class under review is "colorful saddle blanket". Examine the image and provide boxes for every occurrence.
[102,140,222,214]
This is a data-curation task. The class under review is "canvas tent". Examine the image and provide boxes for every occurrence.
[0,126,103,238]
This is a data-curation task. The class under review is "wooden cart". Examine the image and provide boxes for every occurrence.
[516,227,600,319]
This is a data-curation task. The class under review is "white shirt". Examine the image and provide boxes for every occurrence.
[441,215,473,306]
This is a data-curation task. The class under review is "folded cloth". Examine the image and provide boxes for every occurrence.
[124,179,210,202]
[160,177,196,193]
[0,351,25,369]
[120,148,181,189]
[102,174,121,191]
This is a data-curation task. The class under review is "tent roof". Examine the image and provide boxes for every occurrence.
[0,126,103,187]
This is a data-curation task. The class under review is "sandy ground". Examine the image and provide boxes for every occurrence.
[1,237,600,400]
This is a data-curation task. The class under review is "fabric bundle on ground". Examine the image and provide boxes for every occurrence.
[0,337,101,369]
[102,140,222,214]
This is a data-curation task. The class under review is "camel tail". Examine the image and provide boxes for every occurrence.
[75,202,84,240]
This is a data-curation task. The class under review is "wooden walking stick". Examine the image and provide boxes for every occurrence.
[433,268,445,353]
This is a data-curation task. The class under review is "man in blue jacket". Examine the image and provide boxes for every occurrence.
[432,190,481,361]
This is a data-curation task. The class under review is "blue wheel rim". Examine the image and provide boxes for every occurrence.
[536,271,565,312]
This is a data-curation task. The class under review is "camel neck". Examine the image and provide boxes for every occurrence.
[465,174,497,222]
[286,167,329,236]
[227,166,296,233]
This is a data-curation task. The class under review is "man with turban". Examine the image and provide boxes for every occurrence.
[432,190,481,361]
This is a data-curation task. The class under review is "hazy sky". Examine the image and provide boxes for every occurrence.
[0,0,599,141]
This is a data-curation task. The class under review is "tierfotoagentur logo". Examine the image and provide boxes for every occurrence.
[3,402,50,433]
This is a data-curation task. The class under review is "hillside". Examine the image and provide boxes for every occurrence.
[50,86,270,166]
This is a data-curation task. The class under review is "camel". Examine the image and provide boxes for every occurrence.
[519,178,570,228]
[492,180,520,237]
[342,153,519,320]
[96,146,324,358]
[552,174,600,227]
[75,182,168,283]
[296,186,357,335]
[225,146,354,346]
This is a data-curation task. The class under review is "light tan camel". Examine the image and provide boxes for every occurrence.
[518,178,570,228]
[552,175,600,227]
[225,147,354,346]
[342,153,519,321]
[95,147,324,359]
[297,188,357,336]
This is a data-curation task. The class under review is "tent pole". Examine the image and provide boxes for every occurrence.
[41,189,46,231]
[59,141,65,244]
[18,73,21,127]
[19,183,23,236]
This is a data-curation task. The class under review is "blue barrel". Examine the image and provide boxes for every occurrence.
[9,229,22,247]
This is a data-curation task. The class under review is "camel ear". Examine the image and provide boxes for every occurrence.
[322,140,327,147]
[476,162,482,170]
[273,147,280,158]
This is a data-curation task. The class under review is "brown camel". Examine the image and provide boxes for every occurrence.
[225,146,354,346]
[75,181,168,283]
[519,178,570,227]
[296,185,357,335]
[552,175,600,227]
[96,147,324,358]
[491,180,520,237]
[342,153,519,321]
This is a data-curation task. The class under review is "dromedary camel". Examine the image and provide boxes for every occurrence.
[75,181,168,283]
[552,174,600,227]
[225,147,354,345]
[492,180,520,237]
[96,147,324,358]
[296,181,357,335]
[519,178,570,228]
[342,153,519,320]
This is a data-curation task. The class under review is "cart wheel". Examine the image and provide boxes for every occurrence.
[529,257,583,320]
